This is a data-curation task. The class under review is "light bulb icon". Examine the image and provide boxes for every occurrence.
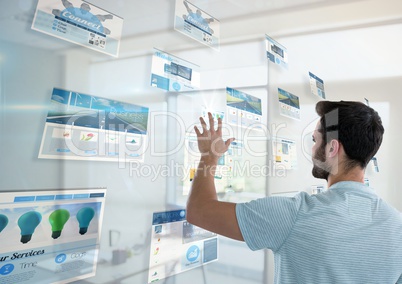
[76,207,95,235]
[0,214,9,233]
[49,209,70,239]
[18,211,42,244]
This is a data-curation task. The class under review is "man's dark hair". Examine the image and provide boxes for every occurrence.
[316,101,384,170]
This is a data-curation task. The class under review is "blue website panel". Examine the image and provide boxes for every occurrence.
[38,88,149,163]
[32,0,124,57]
[148,210,218,283]
[0,188,106,284]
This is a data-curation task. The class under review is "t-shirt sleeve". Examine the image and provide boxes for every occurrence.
[235,194,302,252]
[397,274,402,284]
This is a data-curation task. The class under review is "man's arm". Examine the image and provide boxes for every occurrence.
[186,113,244,241]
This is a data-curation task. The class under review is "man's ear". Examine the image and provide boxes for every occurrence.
[328,139,340,158]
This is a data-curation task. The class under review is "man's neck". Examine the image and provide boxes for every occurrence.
[327,166,365,188]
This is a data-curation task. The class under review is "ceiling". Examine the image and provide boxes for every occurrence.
[1,0,402,79]
[1,0,395,50]
[0,0,337,41]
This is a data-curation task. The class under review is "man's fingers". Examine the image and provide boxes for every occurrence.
[225,138,235,148]
[199,116,207,132]
[208,112,215,132]
[194,126,201,136]
[217,117,222,133]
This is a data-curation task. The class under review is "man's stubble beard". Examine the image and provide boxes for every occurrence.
[312,143,330,180]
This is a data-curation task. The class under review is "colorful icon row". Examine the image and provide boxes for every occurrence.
[0,207,95,244]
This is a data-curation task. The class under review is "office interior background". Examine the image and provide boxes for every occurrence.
[1,0,401,283]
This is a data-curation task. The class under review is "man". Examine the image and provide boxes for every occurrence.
[187,101,402,283]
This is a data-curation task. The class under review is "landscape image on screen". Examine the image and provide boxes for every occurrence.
[226,87,262,115]
[47,88,149,134]
[278,88,300,109]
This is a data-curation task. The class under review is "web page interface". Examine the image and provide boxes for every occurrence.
[0,188,107,284]
[148,210,218,283]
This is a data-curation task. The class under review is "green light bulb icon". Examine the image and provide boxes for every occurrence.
[49,209,70,239]
[76,207,95,235]
[0,214,9,233]
[18,211,42,244]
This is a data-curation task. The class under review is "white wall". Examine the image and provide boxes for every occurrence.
[1,3,401,281]
[0,41,63,189]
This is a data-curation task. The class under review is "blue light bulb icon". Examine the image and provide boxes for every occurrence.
[76,207,95,235]
[0,214,8,233]
[18,211,42,244]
